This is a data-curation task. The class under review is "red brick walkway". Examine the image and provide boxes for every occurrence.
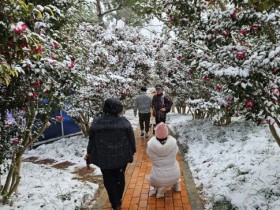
[101,129,192,210]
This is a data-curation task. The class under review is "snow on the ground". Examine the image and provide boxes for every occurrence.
[168,113,280,210]
[0,136,99,210]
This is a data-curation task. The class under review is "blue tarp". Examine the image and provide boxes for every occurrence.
[39,110,81,141]
[6,109,81,144]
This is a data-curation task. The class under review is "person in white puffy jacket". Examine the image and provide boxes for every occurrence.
[146,122,181,198]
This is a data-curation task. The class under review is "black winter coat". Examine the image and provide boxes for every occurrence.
[152,93,173,114]
[87,114,136,169]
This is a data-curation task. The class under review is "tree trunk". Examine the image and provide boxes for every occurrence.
[182,106,186,114]
[176,105,181,114]
[269,124,280,147]
[96,0,106,28]
[1,151,22,204]
[193,109,204,119]
[214,116,232,126]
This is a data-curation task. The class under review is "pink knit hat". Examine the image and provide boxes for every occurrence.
[155,122,169,139]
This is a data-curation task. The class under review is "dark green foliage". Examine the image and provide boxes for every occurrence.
[213,197,237,210]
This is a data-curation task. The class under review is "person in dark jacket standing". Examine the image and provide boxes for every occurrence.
[152,84,173,126]
[84,98,136,210]
[134,86,152,138]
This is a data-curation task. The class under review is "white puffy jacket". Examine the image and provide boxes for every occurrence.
[147,135,180,188]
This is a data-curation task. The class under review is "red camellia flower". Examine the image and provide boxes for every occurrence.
[11,137,19,145]
[11,22,28,34]
[68,62,75,68]
[226,98,232,104]
[245,99,253,108]
[33,44,43,54]
[52,41,59,49]
[271,87,280,96]
[230,10,237,20]
[176,56,182,61]
[179,18,188,25]
[55,116,64,122]
[33,91,38,97]
[35,81,41,88]
[252,24,260,31]
[222,31,228,38]
[271,98,278,104]
[240,28,250,36]
[51,55,58,60]
[203,76,210,81]
[215,85,222,91]
[236,52,245,60]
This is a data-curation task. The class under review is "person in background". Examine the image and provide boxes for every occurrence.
[152,84,173,133]
[84,98,136,210]
[148,88,156,130]
[134,86,152,138]
[146,122,181,199]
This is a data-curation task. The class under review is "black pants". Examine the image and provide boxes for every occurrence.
[101,165,127,209]
[139,112,151,132]
[155,111,166,124]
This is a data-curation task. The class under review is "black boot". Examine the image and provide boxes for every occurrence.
[113,205,121,210]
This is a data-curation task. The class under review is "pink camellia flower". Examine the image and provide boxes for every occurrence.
[240,28,250,36]
[68,62,75,68]
[245,99,253,108]
[236,52,245,60]
[11,21,28,34]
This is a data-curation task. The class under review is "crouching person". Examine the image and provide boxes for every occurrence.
[84,98,136,210]
[146,122,181,198]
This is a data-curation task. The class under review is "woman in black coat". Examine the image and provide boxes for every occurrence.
[84,98,136,210]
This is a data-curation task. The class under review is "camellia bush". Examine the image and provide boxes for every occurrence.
[0,0,82,204]
[63,23,155,136]
[139,0,280,145]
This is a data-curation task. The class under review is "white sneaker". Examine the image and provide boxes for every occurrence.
[172,182,181,192]
[156,187,165,198]
[148,188,157,196]
[140,130,144,137]
[145,132,149,138]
